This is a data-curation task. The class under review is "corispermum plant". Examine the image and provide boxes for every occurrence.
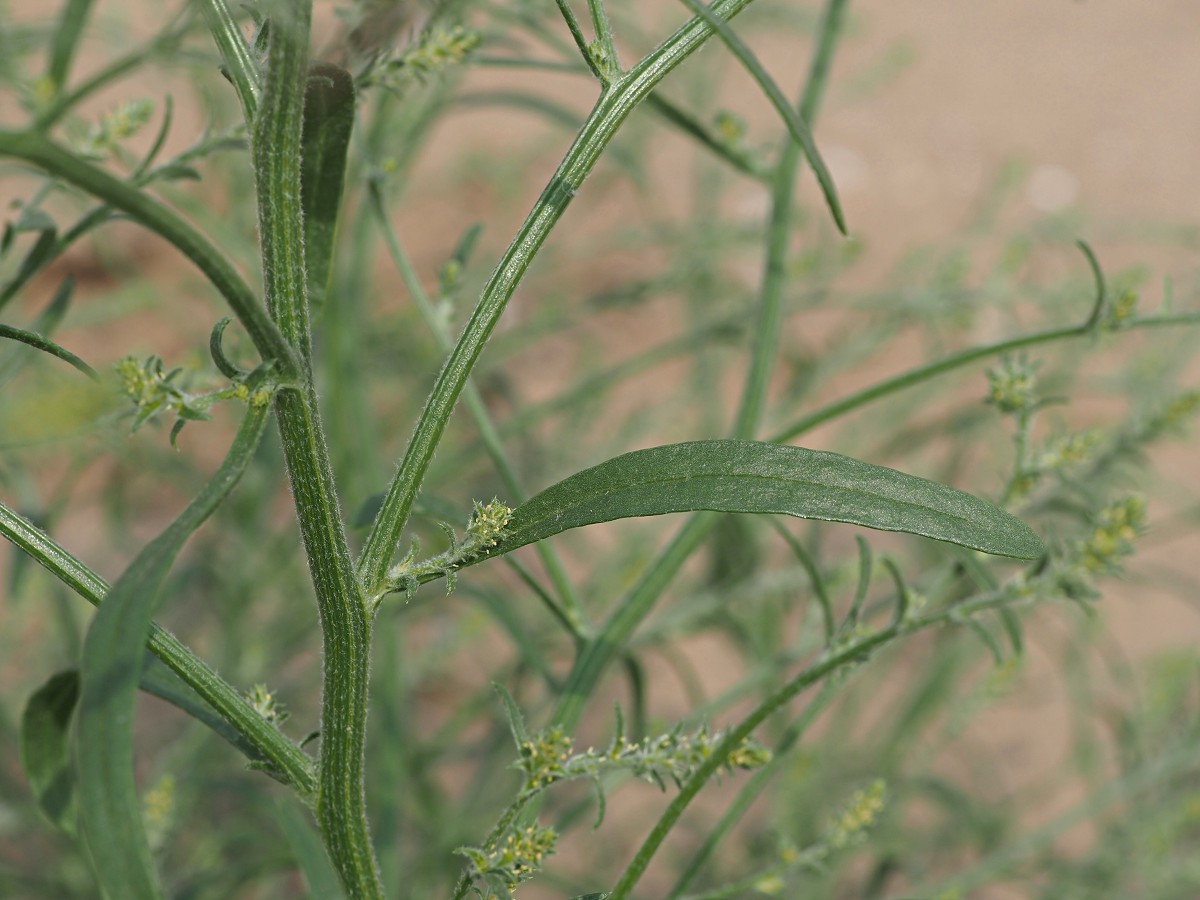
[2,1,1200,898]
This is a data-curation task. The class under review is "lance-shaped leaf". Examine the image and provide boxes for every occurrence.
[488,440,1044,562]
[300,61,355,309]
[75,404,270,900]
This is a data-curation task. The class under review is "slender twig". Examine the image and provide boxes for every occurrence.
[0,130,299,381]
[366,184,588,638]
[358,0,806,594]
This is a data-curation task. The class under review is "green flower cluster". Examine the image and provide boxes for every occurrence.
[368,25,482,92]
[986,355,1040,415]
[115,355,265,445]
[1076,494,1146,575]
[1014,495,1148,603]
[825,779,887,849]
[1102,287,1139,330]
[516,720,772,795]
[245,684,290,727]
[77,98,155,160]
[457,716,772,896]
[457,824,557,894]
[381,499,514,603]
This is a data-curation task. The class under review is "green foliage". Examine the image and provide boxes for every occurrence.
[487,439,1045,562]
[1,1,1199,898]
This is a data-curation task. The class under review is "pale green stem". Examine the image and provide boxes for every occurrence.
[358,0,784,594]
[366,184,587,638]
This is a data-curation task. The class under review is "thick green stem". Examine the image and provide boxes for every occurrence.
[252,3,382,896]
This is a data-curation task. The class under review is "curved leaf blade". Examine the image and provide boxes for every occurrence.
[678,0,846,234]
[492,440,1044,561]
[20,670,81,839]
[75,404,270,900]
[0,321,97,379]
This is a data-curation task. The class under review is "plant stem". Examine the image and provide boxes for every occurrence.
[35,8,190,131]
[366,185,587,637]
[587,0,620,74]
[551,313,1200,735]
[617,553,1156,898]
[733,0,846,439]
[196,0,261,123]
[770,312,1200,443]
[0,129,299,381]
[358,0,784,593]
[666,681,840,898]
[45,0,95,99]
[0,502,316,794]
[252,3,382,896]
[608,624,899,899]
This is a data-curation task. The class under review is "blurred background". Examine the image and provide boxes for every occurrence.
[3,1,1200,897]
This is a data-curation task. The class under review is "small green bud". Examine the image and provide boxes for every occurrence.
[986,355,1040,414]
[826,779,887,849]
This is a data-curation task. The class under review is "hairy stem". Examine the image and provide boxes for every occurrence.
[252,2,382,895]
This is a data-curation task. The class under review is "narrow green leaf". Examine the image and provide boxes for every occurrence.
[20,670,81,839]
[300,61,355,309]
[847,534,873,627]
[1,502,290,772]
[37,274,75,330]
[0,276,75,386]
[47,0,95,94]
[75,404,271,900]
[998,607,1025,656]
[645,94,769,180]
[149,163,202,182]
[0,322,97,379]
[493,682,531,749]
[490,440,1044,562]
[678,0,846,233]
[8,228,59,301]
[136,655,265,767]
[1076,238,1107,328]
[208,316,245,379]
[196,0,261,121]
